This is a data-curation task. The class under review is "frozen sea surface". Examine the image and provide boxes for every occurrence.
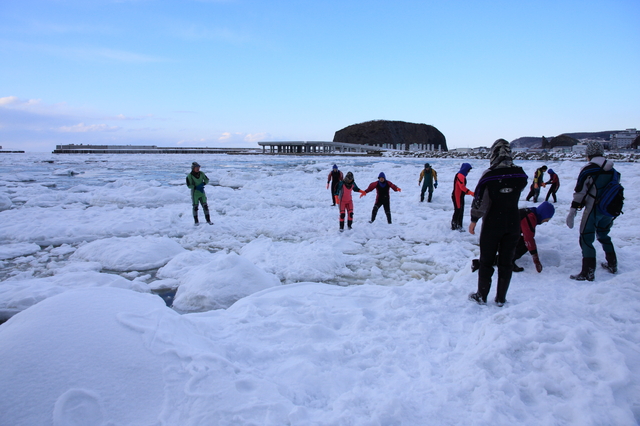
[0,153,639,425]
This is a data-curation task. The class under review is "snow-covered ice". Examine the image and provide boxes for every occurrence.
[71,236,186,272]
[0,152,638,425]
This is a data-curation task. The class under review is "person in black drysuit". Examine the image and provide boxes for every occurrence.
[468,139,528,306]
[362,172,401,224]
[326,165,343,206]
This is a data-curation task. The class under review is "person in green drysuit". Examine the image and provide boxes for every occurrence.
[186,162,212,225]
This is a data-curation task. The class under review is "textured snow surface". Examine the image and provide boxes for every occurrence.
[0,153,638,425]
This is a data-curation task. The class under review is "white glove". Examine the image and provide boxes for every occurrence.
[566,208,577,229]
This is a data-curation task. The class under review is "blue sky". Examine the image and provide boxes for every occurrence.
[1,0,638,152]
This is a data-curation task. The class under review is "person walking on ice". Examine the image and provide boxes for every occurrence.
[566,141,621,281]
[362,172,401,224]
[327,164,343,206]
[467,139,528,306]
[186,162,212,225]
[418,163,438,202]
[451,163,474,231]
[545,168,560,202]
[334,171,365,231]
[525,165,547,202]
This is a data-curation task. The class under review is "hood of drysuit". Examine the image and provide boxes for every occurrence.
[532,201,555,224]
[378,172,387,187]
[344,172,354,184]
[458,163,472,176]
[489,139,514,169]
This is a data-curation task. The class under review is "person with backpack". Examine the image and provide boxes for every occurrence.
[361,172,401,224]
[451,163,474,231]
[467,139,528,306]
[418,163,438,202]
[326,165,343,206]
[186,162,212,225]
[334,171,365,231]
[566,141,621,280]
[544,169,560,202]
[525,165,547,202]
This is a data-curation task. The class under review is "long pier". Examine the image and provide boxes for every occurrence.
[52,142,391,155]
[52,144,258,154]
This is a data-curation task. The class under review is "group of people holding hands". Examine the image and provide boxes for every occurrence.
[327,164,402,230]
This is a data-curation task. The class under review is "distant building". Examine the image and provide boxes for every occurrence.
[573,144,587,154]
[407,143,441,151]
[611,129,639,149]
[472,147,489,153]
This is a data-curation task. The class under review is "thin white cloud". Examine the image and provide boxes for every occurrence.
[57,123,120,133]
[110,113,154,121]
[175,132,265,148]
[0,40,166,63]
[0,96,42,108]
[218,132,272,144]
[92,47,165,63]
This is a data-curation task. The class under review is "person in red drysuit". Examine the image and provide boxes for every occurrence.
[544,169,560,203]
[334,171,365,231]
[451,163,474,231]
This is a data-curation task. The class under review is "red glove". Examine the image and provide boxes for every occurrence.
[359,191,366,198]
[397,187,402,192]
[469,191,475,197]
[334,195,339,205]
[532,254,543,273]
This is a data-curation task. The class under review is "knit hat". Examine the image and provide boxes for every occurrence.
[345,172,354,182]
[534,201,555,223]
[191,162,200,169]
[586,141,604,158]
[424,163,430,168]
[333,164,338,170]
[489,139,514,169]
[547,168,555,175]
[458,163,472,176]
[378,172,386,180]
